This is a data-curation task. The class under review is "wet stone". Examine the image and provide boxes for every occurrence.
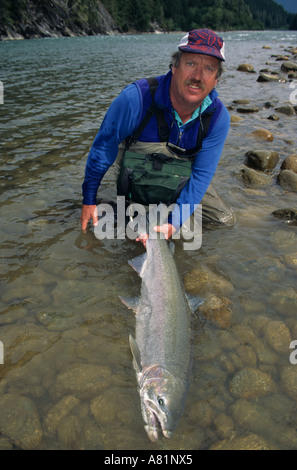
[278,170,297,192]
[229,367,276,399]
[237,106,260,113]
[280,366,297,401]
[280,154,297,173]
[51,363,112,400]
[210,433,273,450]
[263,320,292,354]
[0,394,43,449]
[245,149,279,170]
[237,63,255,73]
[249,129,274,142]
[43,395,81,437]
[257,72,281,82]
[281,61,297,72]
[275,105,296,116]
[240,167,272,188]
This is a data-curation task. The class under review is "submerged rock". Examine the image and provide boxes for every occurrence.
[249,129,274,142]
[229,368,276,399]
[210,433,273,450]
[280,366,297,401]
[0,394,43,449]
[263,320,292,354]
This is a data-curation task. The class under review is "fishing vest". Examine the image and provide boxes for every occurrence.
[117,76,218,206]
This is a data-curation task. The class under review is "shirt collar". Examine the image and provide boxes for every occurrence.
[174,94,213,128]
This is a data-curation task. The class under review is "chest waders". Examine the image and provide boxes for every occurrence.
[117,77,213,206]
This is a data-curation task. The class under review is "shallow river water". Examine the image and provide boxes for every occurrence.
[0,31,297,450]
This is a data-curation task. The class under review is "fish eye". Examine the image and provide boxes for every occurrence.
[158,397,165,407]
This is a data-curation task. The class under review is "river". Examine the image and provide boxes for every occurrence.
[0,30,297,450]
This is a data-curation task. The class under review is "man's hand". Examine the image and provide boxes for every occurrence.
[81,204,98,233]
[136,223,176,248]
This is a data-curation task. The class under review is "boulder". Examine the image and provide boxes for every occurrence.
[245,150,279,171]
[257,72,281,82]
[281,154,297,173]
[240,167,272,188]
[275,105,296,116]
[250,129,274,142]
[281,61,297,73]
[278,170,297,192]
[237,63,255,73]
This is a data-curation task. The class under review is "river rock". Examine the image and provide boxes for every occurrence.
[275,105,296,116]
[278,170,297,192]
[249,129,274,142]
[272,208,297,224]
[237,106,260,113]
[198,295,233,329]
[267,114,279,121]
[281,61,297,73]
[43,395,81,436]
[257,72,281,82]
[184,265,234,296]
[210,433,273,450]
[245,149,279,171]
[51,363,112,400]
[263,320,292,354]
[240,167,272,188]
[231,399,275,437]
[281,154,297,173]
[0,394,43,449]
[237,63,255,73]
[230,114,243,123]
[280,366,297,401]
[229,368,276,399]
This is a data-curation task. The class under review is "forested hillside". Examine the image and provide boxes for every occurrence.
[0,0,296,40]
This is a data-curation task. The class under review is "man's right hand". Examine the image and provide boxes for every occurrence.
[81,204,98,233]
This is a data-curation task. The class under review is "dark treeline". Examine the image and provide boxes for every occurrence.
[0,0,296,35]
[101,0,296,31]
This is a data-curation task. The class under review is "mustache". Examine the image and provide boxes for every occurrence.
[184,79,205,90]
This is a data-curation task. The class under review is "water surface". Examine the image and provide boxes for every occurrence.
[0,31,297,450]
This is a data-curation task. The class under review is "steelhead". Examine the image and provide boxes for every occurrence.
[121,237,202,442]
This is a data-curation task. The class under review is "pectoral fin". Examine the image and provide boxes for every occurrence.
[129,335,142,373]
[119,296,139,313]
[186,294,204,313]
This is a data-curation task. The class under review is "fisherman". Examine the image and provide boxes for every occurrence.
[81,28,234,244]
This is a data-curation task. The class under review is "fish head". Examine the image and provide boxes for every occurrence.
[140,366,186,442]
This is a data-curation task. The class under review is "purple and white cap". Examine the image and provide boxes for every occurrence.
[178,29,225,61]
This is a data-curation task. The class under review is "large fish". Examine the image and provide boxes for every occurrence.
[121,235,202,442]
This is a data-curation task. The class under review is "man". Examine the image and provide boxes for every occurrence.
[81,29,234,243]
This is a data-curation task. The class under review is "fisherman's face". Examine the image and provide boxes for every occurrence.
[171,52,220,109]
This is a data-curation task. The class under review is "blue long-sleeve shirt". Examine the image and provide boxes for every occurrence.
[82,72,230,229]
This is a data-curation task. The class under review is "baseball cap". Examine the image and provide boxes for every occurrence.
[178,29,225,61]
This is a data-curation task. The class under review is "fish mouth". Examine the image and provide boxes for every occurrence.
[144,400,173,442]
